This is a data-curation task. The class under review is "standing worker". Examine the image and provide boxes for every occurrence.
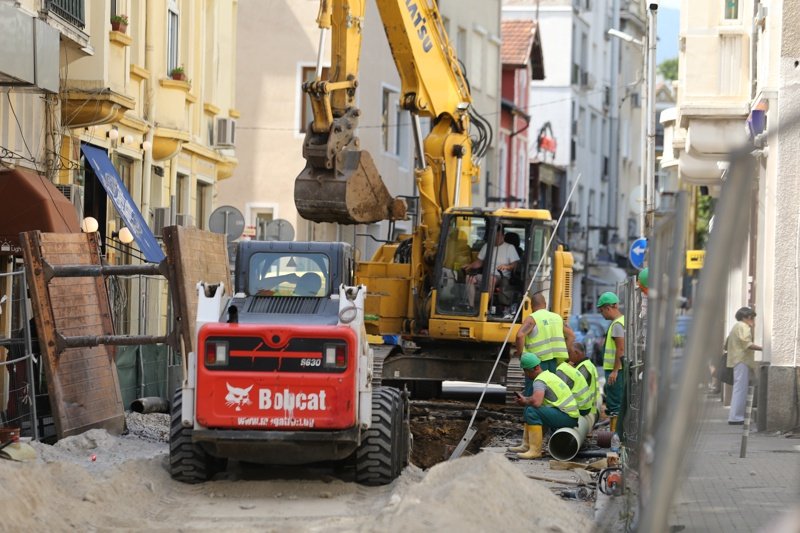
[515,293,572,373]
[569,341,600,416]
[597,292,625,433]
[512,352,579,459]
[726,307,762,425]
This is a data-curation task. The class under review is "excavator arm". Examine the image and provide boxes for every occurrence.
[296,0,482,256]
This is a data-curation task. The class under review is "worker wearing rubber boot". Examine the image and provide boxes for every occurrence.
[597,292,625,433]
[570,341,600,416]
[515,293,571,373]
[513,352,579,459]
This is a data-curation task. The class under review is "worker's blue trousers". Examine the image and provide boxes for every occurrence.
[523,405,578,429]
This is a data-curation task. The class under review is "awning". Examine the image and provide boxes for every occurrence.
[81,145,165,263]
[0,167,80,255]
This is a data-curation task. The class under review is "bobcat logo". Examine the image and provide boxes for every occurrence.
[225,383,253,412]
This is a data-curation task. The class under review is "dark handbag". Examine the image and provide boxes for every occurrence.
[717,353,734,385]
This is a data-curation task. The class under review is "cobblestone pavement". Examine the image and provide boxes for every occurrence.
[669,394,800,532]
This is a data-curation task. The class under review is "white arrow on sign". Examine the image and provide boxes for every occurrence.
[632,245,646,255]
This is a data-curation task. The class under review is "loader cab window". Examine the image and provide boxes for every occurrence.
[248,253,329,297]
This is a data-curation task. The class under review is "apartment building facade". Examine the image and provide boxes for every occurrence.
[0,0,239,338]
[663,0,799,429]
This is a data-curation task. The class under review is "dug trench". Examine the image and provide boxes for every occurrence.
[409,400,520,469]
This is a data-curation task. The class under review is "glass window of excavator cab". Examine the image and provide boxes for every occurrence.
[247,253,330,298]
[435,214,488,316]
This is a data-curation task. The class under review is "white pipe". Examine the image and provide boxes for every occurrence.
[549,412,597,462]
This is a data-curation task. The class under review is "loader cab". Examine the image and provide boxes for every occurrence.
[433,212,554,321]
[235,241,355,298]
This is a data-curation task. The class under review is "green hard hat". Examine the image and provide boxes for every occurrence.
[596,292,620,308]
[520,352,541,370]
[638,267,649,288]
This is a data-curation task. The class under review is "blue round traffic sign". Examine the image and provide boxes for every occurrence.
[629,238,647,270]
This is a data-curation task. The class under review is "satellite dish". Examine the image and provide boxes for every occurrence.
[209,205,245,242]
[264,219,295,241]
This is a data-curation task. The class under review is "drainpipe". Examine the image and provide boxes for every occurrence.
[608,0,620,243]
[142,0,155,225]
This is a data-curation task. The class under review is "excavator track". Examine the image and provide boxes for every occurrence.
[504,357,525,413]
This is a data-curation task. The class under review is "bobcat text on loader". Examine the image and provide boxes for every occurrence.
[170,241,411,485]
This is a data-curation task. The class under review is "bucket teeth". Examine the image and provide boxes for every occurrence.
[295,147,406,225]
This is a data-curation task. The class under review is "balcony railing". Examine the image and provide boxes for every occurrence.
[45,0,85,29]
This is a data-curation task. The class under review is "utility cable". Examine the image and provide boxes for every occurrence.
[449,173,583,460]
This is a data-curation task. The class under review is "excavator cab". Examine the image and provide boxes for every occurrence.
[433,212,554,321]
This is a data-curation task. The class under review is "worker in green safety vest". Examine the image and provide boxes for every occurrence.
[597,291,625,433]
[510,352,579,460]
[569,340,600,416]
[515,293,573,373]
[556,359,593,416]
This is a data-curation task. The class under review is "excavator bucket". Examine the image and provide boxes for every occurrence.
[295,145,406,225]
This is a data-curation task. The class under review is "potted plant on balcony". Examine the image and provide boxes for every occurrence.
[169,66,187,81]
[110,14,128,33]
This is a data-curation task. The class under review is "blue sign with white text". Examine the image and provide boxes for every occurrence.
[629,237,647,270]
[81,145,166,263]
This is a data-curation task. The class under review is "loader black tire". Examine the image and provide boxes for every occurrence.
[169,389,212,484]
[355,386,409,486]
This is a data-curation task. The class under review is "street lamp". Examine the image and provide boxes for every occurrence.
[607,28,643,46]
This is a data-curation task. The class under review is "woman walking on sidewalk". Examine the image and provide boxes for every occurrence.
[726,307,762,425]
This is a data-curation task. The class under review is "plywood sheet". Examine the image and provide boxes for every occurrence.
[162,226,231,355]
[21,231,124,439]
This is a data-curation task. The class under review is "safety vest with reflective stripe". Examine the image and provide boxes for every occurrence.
[603,315,626,370]
[524,309,569,363]
[576,358,599,414]
[556,362,592,412]
[535,370,580,419]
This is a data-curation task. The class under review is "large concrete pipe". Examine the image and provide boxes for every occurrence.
[549,412,597,461]
[131,396,169,414]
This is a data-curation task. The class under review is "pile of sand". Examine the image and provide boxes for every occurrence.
[372,453,592,532]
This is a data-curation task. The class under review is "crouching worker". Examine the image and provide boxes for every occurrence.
[512,352,579,459]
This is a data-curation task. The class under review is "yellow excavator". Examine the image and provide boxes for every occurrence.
[296,0,573,399]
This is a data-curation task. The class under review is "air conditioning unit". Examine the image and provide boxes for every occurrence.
[175,213,194,227]
[55,184,84,220]
[215,117,236,147]
[152,207,171,238]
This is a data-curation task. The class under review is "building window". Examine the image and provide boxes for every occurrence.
[382,87,402,155]
[167,0,180,73]
[578,107,586,147]
[395,101,410,165]
[590,114,598,153]
[487,41,499,98]
[196,182,211,229]
[176,173,188,216]
[299,66,330,133]
[457,27,467,63]
[471,32,484,90]
[724,0,739,19]
[255,212,274,240]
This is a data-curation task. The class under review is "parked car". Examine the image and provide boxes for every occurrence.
[569,313,611,366]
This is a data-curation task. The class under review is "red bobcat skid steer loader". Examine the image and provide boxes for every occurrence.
[169,241,410,485]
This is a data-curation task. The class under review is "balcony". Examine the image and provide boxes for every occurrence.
[41,0,89,49]
[45,0,85,29]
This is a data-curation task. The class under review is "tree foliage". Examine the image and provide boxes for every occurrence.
[695,194,714,249]
[658,58,679,81]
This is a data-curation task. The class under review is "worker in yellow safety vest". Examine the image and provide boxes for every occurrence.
[569,340,600,415]
[597,291,625,433]
[510,352,579,460]
[556,359,593,416]
[515,293,573,373]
